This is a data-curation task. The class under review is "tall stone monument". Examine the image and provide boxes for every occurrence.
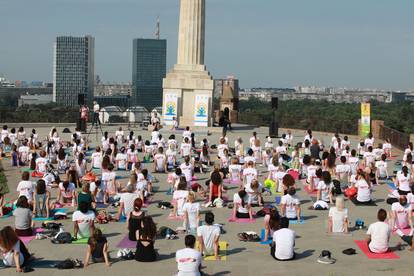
[162,0,214,127]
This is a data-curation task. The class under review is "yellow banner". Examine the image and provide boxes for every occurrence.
[361,103,370,117]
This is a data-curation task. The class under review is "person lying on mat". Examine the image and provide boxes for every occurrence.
[366,209,391,253]
[351,169,372,205]
[197,212,220,260]
[232,189,253,220]
[328,196,349,234]
[73,202,95,240]
[280,187,301,224]
[176,235,202,276]
[390,195,413,233]
[84,228,110,268]
[271,217,296,261]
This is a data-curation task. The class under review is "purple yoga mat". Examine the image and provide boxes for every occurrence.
[19,228,43,245]
[227,216,256,223]
[116,235,137,249]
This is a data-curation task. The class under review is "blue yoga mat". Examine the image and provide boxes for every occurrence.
[260,229,272,245]
[386,181,397,190]
[289,217,305,225]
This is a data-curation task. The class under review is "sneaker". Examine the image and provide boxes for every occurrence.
[317,250,336,264]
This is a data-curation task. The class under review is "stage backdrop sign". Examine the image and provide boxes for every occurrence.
[194,94,209,127]
[163,93,178,125]
[361,102,371,137]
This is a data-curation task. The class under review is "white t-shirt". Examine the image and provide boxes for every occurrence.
[102,171,116,195]
[36,157,48,173]
[365,138,374,148]
[166,149,176,164]
[355,179,371,202]
[233,192,250,214]
[336,164,351,176]
[397,172,411,192]
[151,131,160,144]
[217,144,228,159]
[16,180,35,202]
[173,190,189,216]
[329,207,348,233]
[391,202,412,229]
[120,192,139,215]
[154,153,166,170]
[317,181,331,202]
[281,194,300,219]
[182,202,200,229]
[366,221,390,253]
[59,182,76,199]
[90,182,105,203]
[272,228,296,260]
[197,225,220,254]
[72,210,95,238]
[180,163,193,183]
[18,146,30,162]
[176,248,202,276]
[243,167,257,186]
[91,152,102,169]
[348,156,359,175]
[228,164,242,181]
[183,130,192,140]
[364,152,376,166]
[1,241,23,267]
[244,156,256,164]
[375,160,388,178]
[116,153,128,170]
[181,143,192,157]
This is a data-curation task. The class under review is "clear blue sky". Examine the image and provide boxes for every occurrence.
[1,0,413,90]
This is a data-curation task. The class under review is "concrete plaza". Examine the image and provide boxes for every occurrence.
[0,123,412,276]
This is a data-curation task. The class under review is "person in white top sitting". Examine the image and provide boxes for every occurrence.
[366,209,391,253]
[395,166,412,195]
[352,169,372,205]
[153,147,167,173]
[390,195,413,232]
[73,202,95,240]
[197,212,220,260]
[280,187,301,224]
[176,235,202,276]
[328,196,349,234]
[271,217,296,261]
[375,154,388,180]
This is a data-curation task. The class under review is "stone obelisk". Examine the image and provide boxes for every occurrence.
[162,0,214,127]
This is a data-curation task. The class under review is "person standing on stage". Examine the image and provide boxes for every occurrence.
[93,101,101,126]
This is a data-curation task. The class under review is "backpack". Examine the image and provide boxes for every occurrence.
[344,187,357,198]
[51,232,72,244]
[56,259,82,269]
[42,222,62,230]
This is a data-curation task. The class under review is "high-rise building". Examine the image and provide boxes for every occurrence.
[132,38,166,110]
[53,35,95,107]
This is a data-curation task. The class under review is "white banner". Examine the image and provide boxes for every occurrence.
[194,94,209,126]
[163,93,178,125]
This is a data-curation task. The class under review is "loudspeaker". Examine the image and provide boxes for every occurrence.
[78,94,85,105]
[269,120,279,138]
[271,97,278,109]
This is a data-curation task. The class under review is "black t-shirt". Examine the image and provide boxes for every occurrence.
[88,237,107,259]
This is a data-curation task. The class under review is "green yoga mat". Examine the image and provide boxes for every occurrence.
[21,167,34,172]
[71,237,89,244]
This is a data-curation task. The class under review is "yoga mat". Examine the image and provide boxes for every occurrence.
[21,167,34,172]
[116,235,136,249]
[288,170,299,181]
[354,240,399,259]
[32,208,68,221]
[228,215,256,223]
[351,199,377,206]
[0,212,13,219]
[168,214,184,221]
[386,182,397,190]
[326,232,353,237]
[118,216,127,223]
[223,179,241,186]
[19,228,44,245]
[303,185,317,195]
[96,203,109,209]
[288,217,305,225]
[260,229,272,245]
[196,241,228,261]
[71,237,89,244]
[392,228,412,236]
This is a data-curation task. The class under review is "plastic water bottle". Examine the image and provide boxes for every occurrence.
[166,229,171,239]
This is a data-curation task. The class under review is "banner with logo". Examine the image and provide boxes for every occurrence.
[361,102,371,137]
[163,93,178,125]
[194,94,209,126]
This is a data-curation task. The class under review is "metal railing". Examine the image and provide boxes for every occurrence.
[379,125,409,150]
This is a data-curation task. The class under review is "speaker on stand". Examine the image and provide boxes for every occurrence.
[269,96,279,138]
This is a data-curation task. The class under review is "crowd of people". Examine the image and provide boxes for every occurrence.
[0,124,413,274]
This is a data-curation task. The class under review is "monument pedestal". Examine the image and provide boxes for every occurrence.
[163,65,213,127]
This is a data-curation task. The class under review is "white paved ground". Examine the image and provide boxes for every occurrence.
[0,123,411,276]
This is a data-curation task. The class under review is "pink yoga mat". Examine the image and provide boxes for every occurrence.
[19,228,43,245]
[228,214,256,223]
[223,179,241,185]
[392,228,412,236]
[116,235,136,249]
[303,185,317,195]
[168,214,184,221]
[288,170,299,180]
[354,240,399,259]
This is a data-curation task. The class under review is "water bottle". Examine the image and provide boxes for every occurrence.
[166,228,171,239]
